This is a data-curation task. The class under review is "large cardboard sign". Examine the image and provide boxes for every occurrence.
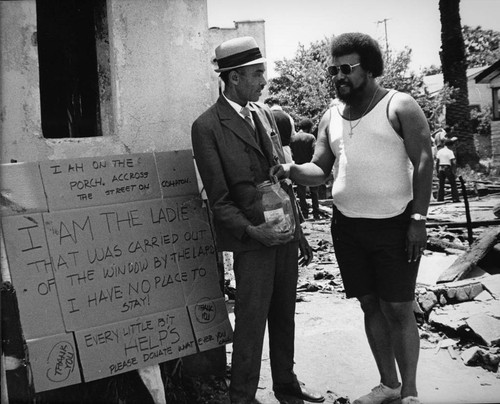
[2,214,65,338]
[0,162,48,216]
[1,151,232,392]
[39,153,161,211]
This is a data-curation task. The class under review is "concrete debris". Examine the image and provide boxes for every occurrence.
[433,278,484,302]
[417,291,438,312]
[461,346,500,372]
[428,300,499,331]
[466,313,500,346]
[481,274,500,299]
[474,289,494,302]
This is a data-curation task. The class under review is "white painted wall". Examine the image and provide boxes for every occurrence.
[0,0,265,163]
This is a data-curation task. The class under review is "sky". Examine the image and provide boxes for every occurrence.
[207,0,500,77]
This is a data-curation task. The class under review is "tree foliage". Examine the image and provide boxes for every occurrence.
[267,38,334,130]
[463,25,500,68]
[380,48,455,132]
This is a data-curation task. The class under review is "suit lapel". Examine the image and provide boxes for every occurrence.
[250,106,276,166]
[216,97,262,151]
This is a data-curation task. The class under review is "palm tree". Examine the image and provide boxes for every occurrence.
[439,0,479,166]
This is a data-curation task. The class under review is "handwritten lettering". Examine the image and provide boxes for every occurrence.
[161,178,190,188]
[46,342,76,382]
[84,329,120,347]
[69,177,104,191]
[111,172,148,182]
[109,357,138,375]
[87,286,124,307]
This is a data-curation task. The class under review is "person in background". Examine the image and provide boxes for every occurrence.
[265,97,295,163]
[436,138,460,203]
[191,36,323,404]
[290,118,321,219]
[431,127,447,151]
[270,32,433,404]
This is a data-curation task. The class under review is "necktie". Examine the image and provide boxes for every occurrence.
[241,106,255,131]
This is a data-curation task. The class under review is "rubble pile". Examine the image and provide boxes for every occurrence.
[295,202,500,376]
[223,195,500,378]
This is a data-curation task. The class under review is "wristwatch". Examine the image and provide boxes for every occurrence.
[410,213,427,221]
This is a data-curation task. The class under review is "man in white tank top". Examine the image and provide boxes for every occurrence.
[271,33,433,404]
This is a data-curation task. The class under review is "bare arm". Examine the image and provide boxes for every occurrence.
[271,110,335,185]
[394,93,434,216]
[390,92,434,261]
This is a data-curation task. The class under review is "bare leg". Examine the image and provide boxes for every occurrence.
[380,299,419,399]
[358,294,400,389]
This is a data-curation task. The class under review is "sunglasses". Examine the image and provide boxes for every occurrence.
[327,63,361,76]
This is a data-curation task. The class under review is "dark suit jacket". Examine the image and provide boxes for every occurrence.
[191,96,299,252]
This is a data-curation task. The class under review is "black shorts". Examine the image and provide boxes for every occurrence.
[331,204,419,302]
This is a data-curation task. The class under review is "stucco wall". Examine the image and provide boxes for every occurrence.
[0,1,265,164]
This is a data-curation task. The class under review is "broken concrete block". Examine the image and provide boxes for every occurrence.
[481,274,500,299]
[461,346,500,372]
[418,291,438,312]
[474,290,493,302]
[428,300,491,331]
[466,313,500,346]
[442,280,483,302]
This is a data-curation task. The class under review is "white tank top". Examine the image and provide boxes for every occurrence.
[328,90,413,218]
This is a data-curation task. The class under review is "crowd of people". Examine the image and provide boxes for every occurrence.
[191,32,439,404]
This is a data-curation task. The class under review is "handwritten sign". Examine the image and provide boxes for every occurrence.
[75,307,196,381]
[26,333,82,392]
[1,151,233,392]
[39,153,161,211]
[188,297,232,352]
[155,150,199,198]
[2,214,65,338]
[0,162,48,216]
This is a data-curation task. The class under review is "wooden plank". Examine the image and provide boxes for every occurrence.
[436,227,500,284]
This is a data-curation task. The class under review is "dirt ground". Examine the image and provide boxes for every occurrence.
[223,194,500,404]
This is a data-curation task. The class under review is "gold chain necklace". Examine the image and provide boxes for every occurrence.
[348,87,379,138]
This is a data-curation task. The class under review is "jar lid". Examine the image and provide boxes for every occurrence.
[257,180,273,189]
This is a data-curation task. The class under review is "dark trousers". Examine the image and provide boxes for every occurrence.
[229,242,299,403]
[437,166,460,202]
[296,184,319,217]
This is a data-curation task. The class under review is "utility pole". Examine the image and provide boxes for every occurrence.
[376,18,390,54]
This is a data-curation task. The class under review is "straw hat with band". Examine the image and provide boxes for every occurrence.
[214,36,266,73]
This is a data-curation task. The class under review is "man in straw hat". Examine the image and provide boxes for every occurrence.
[191,36,324,404]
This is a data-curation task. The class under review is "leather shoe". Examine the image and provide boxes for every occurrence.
[274,381,325,403]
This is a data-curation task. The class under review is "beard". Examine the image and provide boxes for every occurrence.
[334,77,368,104]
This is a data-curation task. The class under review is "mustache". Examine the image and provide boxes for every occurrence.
[335,80,351,87]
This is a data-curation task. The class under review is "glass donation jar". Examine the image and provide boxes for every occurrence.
[257,180,296,233]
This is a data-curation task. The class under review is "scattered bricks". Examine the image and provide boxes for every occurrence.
[418,291,438,313]
[466,313,500,346]
[439,294,448,306]
[314,271,335,280]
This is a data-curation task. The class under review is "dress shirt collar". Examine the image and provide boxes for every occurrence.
[223,92,252,119]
